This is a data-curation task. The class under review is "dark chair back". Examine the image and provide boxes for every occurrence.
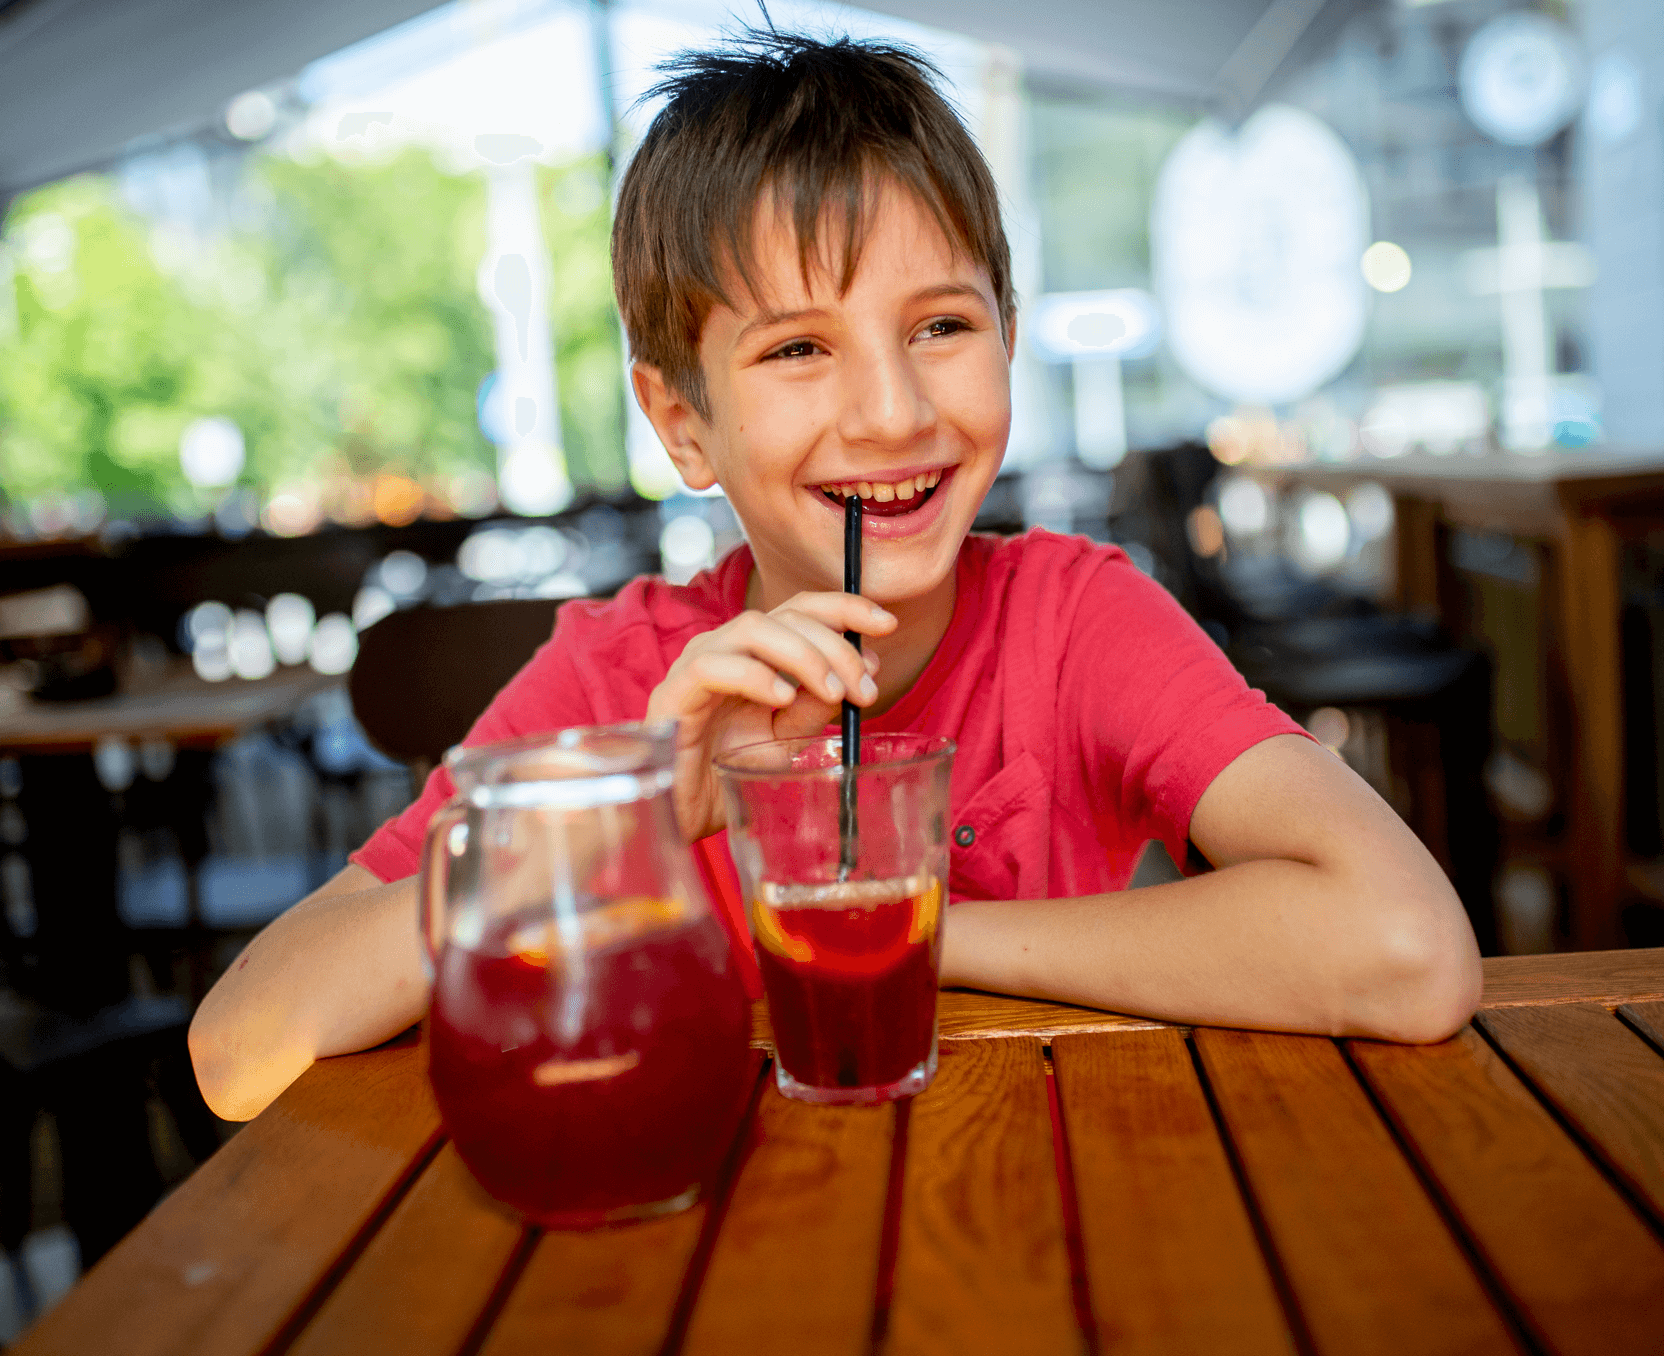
[348,599,562,768]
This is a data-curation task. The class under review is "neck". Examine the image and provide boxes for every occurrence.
[746,552,958,718]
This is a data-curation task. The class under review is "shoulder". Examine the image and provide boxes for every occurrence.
[556,543,751,650]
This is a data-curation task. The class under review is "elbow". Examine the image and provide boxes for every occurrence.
[188,1005,260,1122]
[1354,901,1484,1045]
[188,991,309,1122]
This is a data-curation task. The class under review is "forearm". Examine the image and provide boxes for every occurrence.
[940,856,1482,1043]
[188,866,429,1121]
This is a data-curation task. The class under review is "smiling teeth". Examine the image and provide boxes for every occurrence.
[821,470,942,499]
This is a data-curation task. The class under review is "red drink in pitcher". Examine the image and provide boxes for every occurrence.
[751,876,943,1097]
[427,899,753,1228]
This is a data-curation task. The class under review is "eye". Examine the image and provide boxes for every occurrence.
[765,338,821,361]
[917,316,970,341]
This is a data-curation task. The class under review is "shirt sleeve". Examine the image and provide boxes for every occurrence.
[348,624,600,884]
[1061,553,1309,867]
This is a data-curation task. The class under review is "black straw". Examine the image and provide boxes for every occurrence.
[839,494,862,878]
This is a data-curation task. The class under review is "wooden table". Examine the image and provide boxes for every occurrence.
[1268,450,1664,952]
[16,951,1664,1356]
[0,661,343,755]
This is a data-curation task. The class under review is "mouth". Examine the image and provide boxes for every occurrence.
[815,468,946,519]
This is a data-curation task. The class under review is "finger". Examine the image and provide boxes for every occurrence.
[679,651,799,711]
[774,592,897,639]
[767,611,880,705]
[773,691,841,741]
[715,612,855,705]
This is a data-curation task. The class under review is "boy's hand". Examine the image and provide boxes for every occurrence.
[647,592,896,842]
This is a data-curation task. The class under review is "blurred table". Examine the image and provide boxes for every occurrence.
[1273,450,1664,951]
[0,662,344,1006]
[0,661,342,755]
[16,952,1664,1356]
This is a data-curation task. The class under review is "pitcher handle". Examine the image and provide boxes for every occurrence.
[419,802,469,980]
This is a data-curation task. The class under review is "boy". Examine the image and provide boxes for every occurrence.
[190,32,1480,1121]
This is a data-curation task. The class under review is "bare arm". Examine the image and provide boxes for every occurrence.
[188,864,428,1121]
[940,734,1482,1043]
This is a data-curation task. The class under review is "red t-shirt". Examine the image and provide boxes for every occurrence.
[353,530,1301,984]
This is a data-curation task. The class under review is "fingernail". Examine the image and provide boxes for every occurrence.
[773,678,795,703]
[865,652,880,673]
[825,673,845,699]
[871,605,891,620]
[859,675,878,701]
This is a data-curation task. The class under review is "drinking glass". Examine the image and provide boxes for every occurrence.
[715,733,955,1105]
[419,722,754,1228]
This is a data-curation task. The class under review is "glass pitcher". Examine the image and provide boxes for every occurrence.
[419,722,753,1229]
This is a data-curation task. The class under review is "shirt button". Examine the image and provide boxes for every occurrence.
[954,824,975,848]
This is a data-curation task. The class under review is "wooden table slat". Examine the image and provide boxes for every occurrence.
[885,1038,1084,1355]
[475,1209,707,1356]
[284,1144,527,1356]
[1479,950,1664,1009]
[474,1051,768,1356]
[681,1084,894,1354]
[1193,1029,1517,1356]
[1349,1026,1664,1356]
[1052,1029,1296,1356]
[12,1036,441,1356]
[1476,1003,1664,1228]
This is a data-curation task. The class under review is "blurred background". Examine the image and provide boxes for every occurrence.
[3,0,1664,1327]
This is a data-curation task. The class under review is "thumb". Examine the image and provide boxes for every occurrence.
[772,690,840,741]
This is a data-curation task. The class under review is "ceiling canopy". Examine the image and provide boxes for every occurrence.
[0,0,1350,200]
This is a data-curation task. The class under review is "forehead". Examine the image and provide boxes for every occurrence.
[722,177,970,316]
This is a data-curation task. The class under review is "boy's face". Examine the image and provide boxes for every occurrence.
[638,179,1012,607]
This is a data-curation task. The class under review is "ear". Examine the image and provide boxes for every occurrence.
[1004,307,1018,363]
[631,363,719,491]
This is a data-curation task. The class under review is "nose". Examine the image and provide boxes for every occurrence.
[836,336,935,451]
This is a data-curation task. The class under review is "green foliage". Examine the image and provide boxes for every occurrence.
[252,149,496,484]
[0,177,246,515]
[542,158,629,492]
[0,145,628,517]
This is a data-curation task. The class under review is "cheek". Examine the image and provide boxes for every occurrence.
[934,349,1012,449]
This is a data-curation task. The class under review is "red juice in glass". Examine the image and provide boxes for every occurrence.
[751,875,943,1098]
[427,898,753,1228]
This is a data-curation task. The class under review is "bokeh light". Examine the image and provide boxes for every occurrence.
[178,417,246,489]
[308,614,359,675]
[377,550,428,598]
[1217,475,1270,537]
[231,609,276,680]
[263,486,323,537]
[1292,491,1352,575]
[352,585,396,631]
[266,593,317,666]
[226,91,278,141]
[660,515,717,585]
[372,474,426,527]
[1361,241,1412,293]
[1186,505,1225,559]
[1345,482,1395,542]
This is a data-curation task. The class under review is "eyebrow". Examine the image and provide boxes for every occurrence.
[734,282,992,344]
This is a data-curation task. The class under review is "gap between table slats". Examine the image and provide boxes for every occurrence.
[1051,1028,1301,1356]
[1192,1028,1522,1356]
[470,1050,769,1356]
[1349,1025,1664,1356]
[271,1144,525,1356]
[882,1038,1084,1356]
[1473,1004,1664,1237]
[1619,999,1664,1056]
